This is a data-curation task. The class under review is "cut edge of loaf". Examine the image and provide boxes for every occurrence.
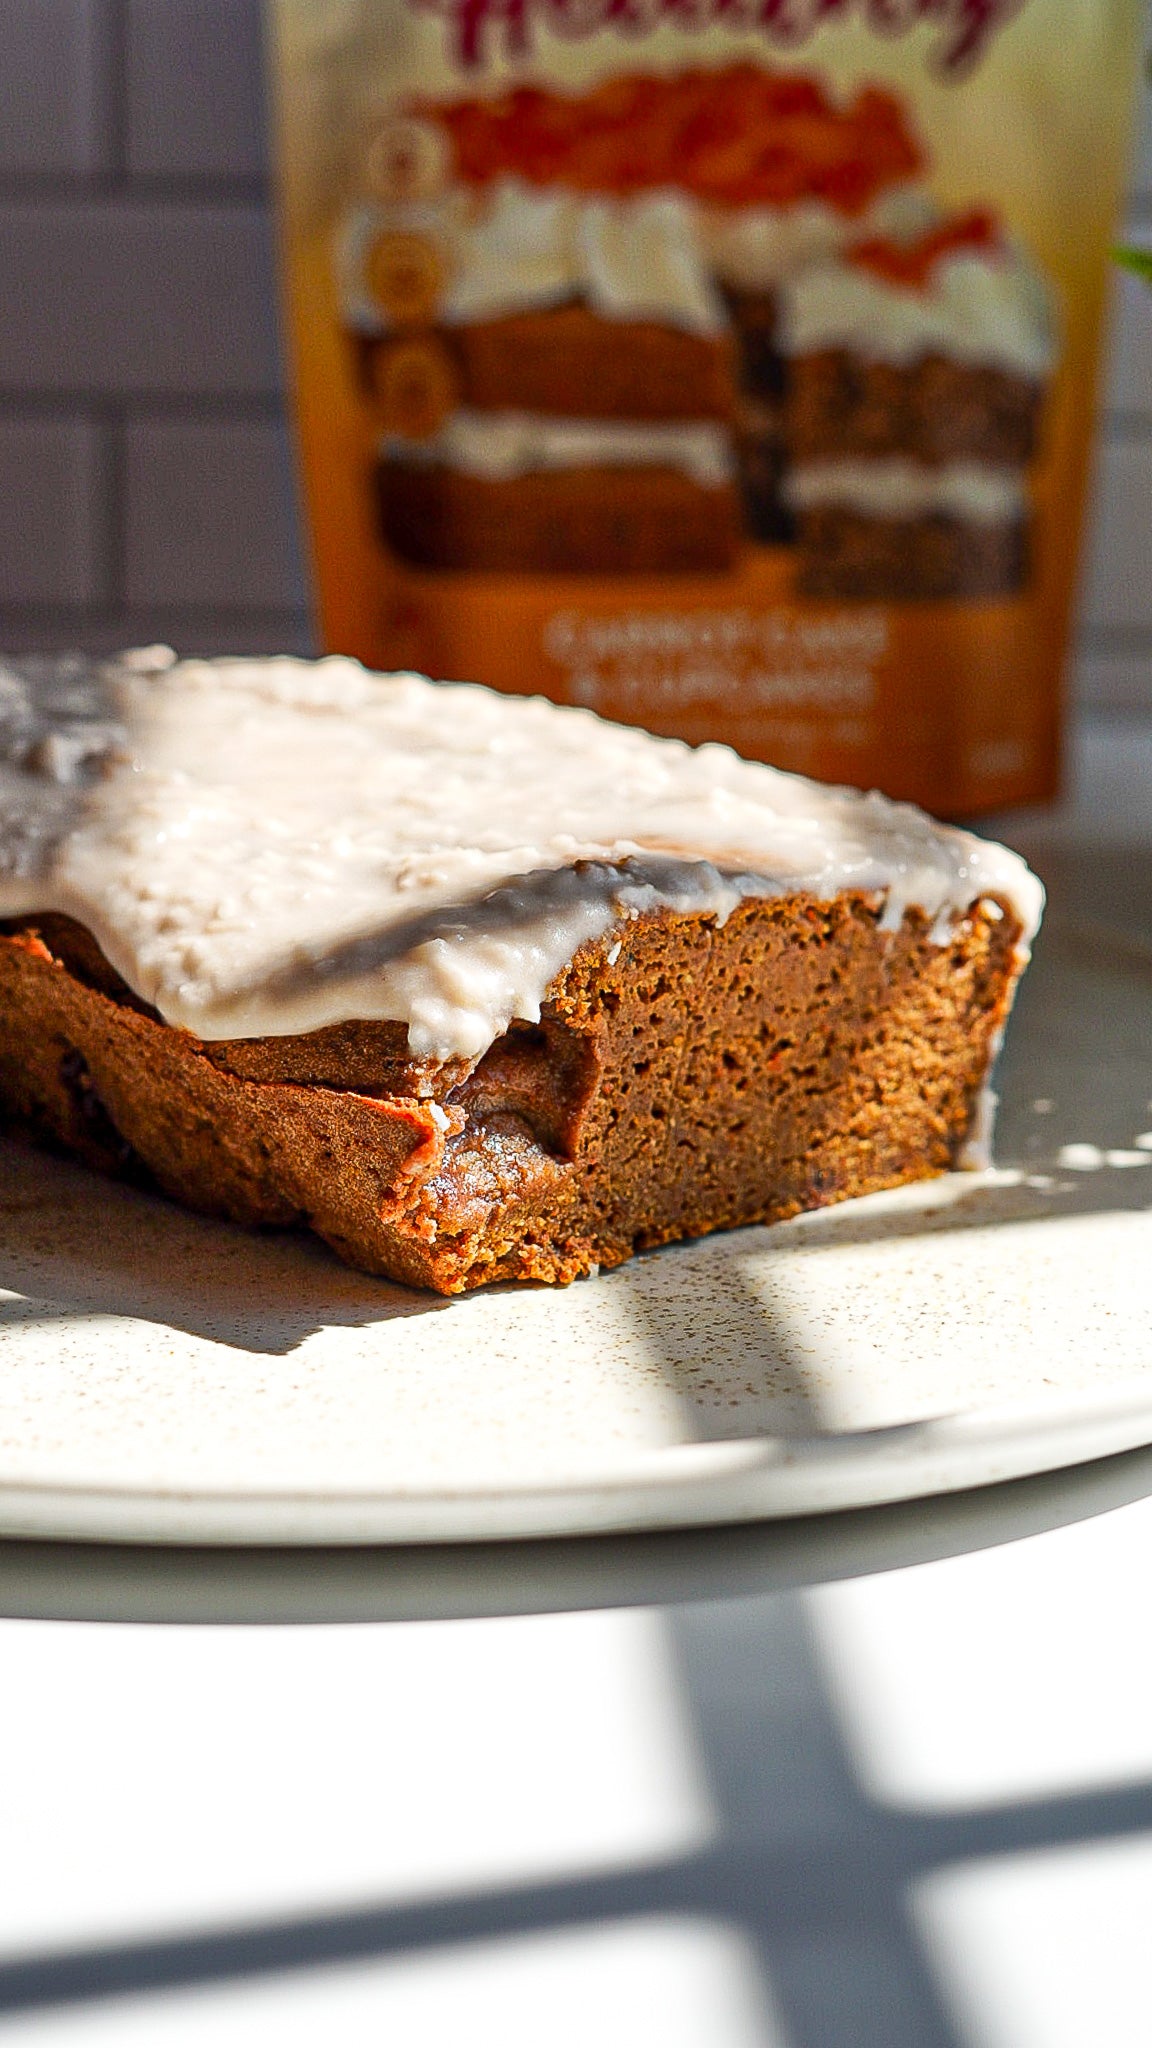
[0,889,1025,1294]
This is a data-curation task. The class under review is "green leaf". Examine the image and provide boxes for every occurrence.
[1115,245,1152,285]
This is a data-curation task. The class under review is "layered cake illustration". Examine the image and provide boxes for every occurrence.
[779,210,1058,598]
[341,87,744,574]
[337,70,1057,595]
[689,70,925,542]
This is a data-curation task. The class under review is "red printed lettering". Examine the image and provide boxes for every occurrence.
[410,0,1028,73]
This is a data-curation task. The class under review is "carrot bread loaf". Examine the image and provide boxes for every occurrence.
[0,650,1042,1294]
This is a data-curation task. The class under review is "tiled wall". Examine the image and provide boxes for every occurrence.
[0,0,1149,707]
[1084,66,1152,718]
[0,0,309,657]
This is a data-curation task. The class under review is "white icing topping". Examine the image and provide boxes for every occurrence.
[703,186,931,294]
[786,459,1026,524]
[868,186,948,245]
[574,192,725,333]
[340,178,725,336]
[382,411,736,488]
[1,656,1043,1062]
[705,200,847,291]
[441,180,576,322]
[780,243,1058,378]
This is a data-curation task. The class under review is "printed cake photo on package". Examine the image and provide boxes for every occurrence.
[0,651,1041,1295]
[271,0,1143,816]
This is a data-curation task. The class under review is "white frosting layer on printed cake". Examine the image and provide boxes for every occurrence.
[340,179,726,336]
[786,459,1027,523]
[780,243,1057,378]
[382,412,736,487]
[0,652,1043,1060]
[703,199,851,293]
[340,180,937,333]
[703,185,932,294]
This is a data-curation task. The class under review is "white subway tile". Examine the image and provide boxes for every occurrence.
[1080,437,1152,632]
[0,202,280,397]
[0,612,316,655]
[1076,648,1152,711]
[1102,263,1152,416]
[127,0,266,181]
[0,414,103,605]
[1129,49,1152,206]
[0,0,107,175]
[124,415,306,609]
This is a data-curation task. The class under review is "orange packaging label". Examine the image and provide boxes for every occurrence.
[269,0,1143,813]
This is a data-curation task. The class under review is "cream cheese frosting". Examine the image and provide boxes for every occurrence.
[381,412,736,487]
[779,243,1058,378]
[0,652,1043,1061]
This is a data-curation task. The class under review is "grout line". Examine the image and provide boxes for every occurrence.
[95,402,126,611]
[0,605,314,630]
[1075,687,1152,708]
[0,393,286,419]
[0,173,269,205]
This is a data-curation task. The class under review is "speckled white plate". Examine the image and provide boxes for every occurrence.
[1,899,1151,1545]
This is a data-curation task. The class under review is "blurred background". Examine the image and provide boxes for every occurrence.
[1,0,1150,738]
[0,0,308,661]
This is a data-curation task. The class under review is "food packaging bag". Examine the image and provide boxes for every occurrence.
[269,0,1143,813]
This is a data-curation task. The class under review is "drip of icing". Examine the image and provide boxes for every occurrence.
[1,654,1043,1062]
[704,199,851,292]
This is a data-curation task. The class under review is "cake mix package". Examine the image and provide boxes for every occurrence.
[269,0,1142,813]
